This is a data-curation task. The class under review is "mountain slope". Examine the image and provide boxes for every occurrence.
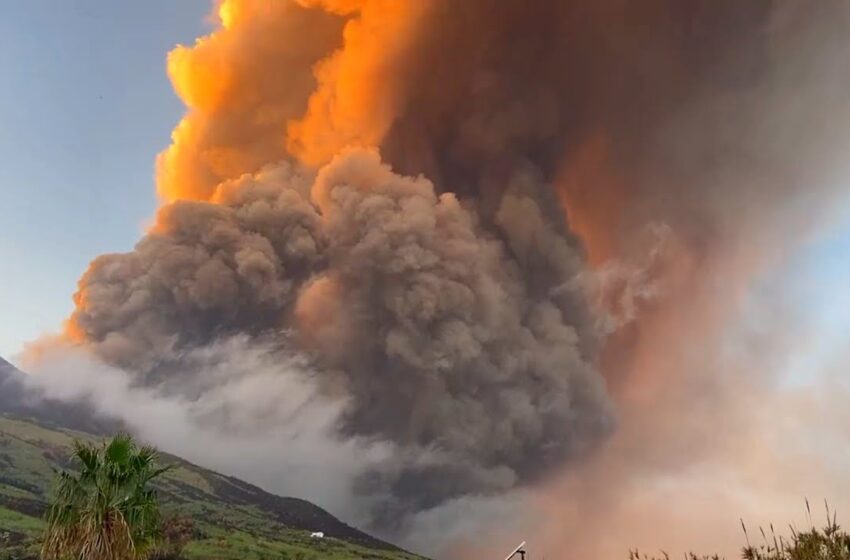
[0,359,423,560]
[0,357,119,435]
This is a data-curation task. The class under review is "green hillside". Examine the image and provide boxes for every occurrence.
[0,413,423,560]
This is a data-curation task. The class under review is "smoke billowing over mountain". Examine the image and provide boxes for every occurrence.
[32,0,850,552]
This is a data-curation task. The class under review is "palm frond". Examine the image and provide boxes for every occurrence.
[41,433,171,560]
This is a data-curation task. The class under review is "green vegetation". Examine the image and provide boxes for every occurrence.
[41,434,169,560]
[0,414,423,560]
[630,502,850,560]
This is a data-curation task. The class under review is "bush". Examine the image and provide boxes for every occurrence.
[149,515,195,560]
[630,502,850,560]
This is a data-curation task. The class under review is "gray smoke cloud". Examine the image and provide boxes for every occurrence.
[60,0,850,541]
[70,148,613,525]
[72,162,324,373]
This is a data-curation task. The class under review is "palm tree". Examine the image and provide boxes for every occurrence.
[41,434,171,560]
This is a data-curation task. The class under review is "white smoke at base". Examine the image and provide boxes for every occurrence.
[21,336,394,524]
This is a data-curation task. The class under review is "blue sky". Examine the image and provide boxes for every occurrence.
[776,218,850,388]
[0,1,208,359]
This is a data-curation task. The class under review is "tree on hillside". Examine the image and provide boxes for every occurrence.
[41,434,171,560]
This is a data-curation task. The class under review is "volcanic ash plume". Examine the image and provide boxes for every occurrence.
[57,0,850,544]
[69,146,613,521]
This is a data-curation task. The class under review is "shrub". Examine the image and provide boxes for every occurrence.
[630,502,850,560]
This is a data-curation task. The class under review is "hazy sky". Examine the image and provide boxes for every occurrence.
[0,1,208,358]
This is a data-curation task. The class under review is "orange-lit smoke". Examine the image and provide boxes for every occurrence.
[287,0,428,166]
[155,0,432,201]
[156,0,343,201]
[557,134,629,267]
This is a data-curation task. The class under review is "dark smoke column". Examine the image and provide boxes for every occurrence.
[68,0,848,529]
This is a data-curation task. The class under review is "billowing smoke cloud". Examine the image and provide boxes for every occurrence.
[156,2,343,201]
[69,162,324,371]
[38,0,850,553]
[68,146,613,524]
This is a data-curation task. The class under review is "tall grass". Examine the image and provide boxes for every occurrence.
[629,501,850,560]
